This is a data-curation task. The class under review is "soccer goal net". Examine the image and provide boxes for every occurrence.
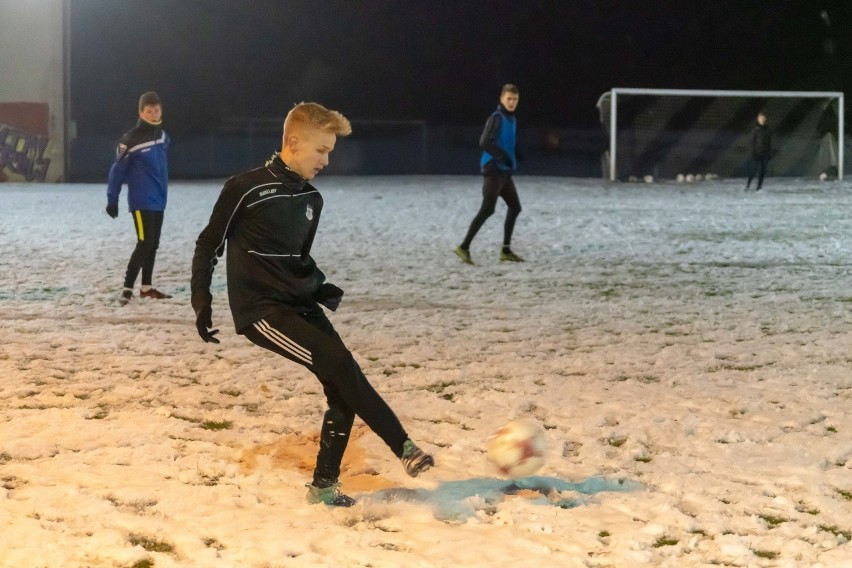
[597,89,844,182]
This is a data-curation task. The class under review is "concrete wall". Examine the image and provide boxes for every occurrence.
[0,0,67,182]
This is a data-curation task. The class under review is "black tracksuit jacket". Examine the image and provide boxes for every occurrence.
[191,155,328,332]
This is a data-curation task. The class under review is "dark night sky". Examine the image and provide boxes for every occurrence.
[70,0,850,136]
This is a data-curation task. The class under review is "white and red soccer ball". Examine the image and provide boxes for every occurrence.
[486,420,547,478]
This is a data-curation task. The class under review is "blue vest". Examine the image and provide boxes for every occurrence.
[480,107,517,172]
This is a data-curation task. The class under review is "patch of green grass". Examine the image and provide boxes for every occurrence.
[200,420,233,431]
[818,524,852,540]
[795,503,820,515]
[598,530,610,538]
[171,414,201,424]
[87,405,109,420]
[837,488,852,500]
[612,374,658,383]
[753,549,778,559]
[606,436,627,448]
[826,426,838,433]
[652,536,678,547]
[129,533,174,553]
[130,561,154,568]
[689,528,707,536]
[708,362,769,372]
[425,381,457,394]
[758,514,788,528]
[633,455,652,463]
[203,537,224,549]
[220,388,241,397]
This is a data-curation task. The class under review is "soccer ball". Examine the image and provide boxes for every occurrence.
[486,420,547,478]
[676,174,685,183]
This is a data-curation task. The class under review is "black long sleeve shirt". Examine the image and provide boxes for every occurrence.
[191,155,327,332]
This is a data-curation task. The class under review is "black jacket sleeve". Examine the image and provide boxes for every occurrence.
[479,114,506,159]
[190,179,240,315]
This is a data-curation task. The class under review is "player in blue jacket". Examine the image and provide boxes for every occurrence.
[455,83,524,264]
[106,91,172,305]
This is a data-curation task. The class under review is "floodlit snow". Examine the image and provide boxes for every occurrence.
[1,176,851,567]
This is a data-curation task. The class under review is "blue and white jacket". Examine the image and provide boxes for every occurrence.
[479,103,517,175]
[107,119,169,212]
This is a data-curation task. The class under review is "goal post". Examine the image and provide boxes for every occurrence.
[599,89,844,182]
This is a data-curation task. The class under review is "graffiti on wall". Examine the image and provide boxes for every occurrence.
[0,102,54,182]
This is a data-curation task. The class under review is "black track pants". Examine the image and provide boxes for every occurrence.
[747,156,769,189]
[461,175,522,249]
[124,210,164,288]
[242,310,409,484]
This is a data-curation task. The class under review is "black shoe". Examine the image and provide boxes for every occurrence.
[306,482,356,507]
[118,289,133,306]
[140,288,172,299]
[400,439,435,477]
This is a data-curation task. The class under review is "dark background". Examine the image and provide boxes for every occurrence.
[69,0,850,177]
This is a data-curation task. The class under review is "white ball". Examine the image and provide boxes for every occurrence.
[695,174,703,182]
[819,172,828,181]
[643,175,654,183]
[486,420,547,478]
[676,174,685,183]
[685,174,695,182]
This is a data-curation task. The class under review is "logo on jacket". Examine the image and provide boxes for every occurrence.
[306,204,314,220]
[259,187,277,197]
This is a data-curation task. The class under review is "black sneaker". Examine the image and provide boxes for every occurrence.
[305,482,356,507]
[118,289,133,306]
[140,288,172,299]
[400,439,434,477]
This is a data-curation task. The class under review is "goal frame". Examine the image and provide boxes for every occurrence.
[607,88,845,181]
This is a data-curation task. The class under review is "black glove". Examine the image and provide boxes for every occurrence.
[106,204,119,218]
[195,306,220,343]
[315,283,343,312]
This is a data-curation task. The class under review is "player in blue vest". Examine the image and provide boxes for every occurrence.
[455,84,524,264]
[106,91,172,306]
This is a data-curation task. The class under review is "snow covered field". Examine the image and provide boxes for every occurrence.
[1,176,851,567]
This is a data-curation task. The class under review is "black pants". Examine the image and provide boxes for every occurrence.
[124,210,164,289]
[747,156,768,190]
[242,310,409,485]
[461,175,522,249]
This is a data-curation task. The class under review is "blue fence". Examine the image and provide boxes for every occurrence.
[70,124,606,181]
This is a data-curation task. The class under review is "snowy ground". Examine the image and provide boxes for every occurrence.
[1,175,851,568]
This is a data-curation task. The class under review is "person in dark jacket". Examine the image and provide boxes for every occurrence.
[746,111,772,191]
[191,102,434,507]
[455,83,524,264]
[106,91,172,305]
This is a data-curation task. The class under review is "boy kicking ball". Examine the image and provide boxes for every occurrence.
[191,102,434,506]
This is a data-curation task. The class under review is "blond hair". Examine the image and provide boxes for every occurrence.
[283,102,352,138]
